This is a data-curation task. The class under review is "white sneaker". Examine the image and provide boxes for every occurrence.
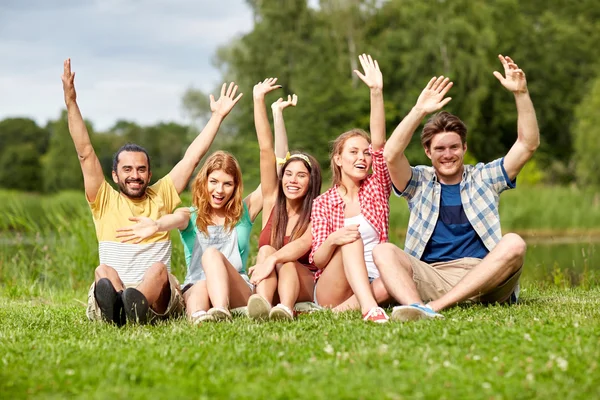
[207,306,232,321]
[190,310,214,325]
[247,294,271,320]
[269,304,295,321]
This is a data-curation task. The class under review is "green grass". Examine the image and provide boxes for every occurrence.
[1,286,599,399]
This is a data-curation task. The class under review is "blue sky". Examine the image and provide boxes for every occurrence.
[0,0,254,130]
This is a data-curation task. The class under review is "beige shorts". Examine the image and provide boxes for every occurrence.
[86,273,185,322]
[407,255,522,304]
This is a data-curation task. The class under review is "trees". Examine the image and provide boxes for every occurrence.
[573,75,600,187]
[0,118,49,191]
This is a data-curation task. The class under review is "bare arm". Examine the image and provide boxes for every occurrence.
[115,207,191,243]
[169,82,243,194]
[271,94,298,163]
[493,55,540,180]
[354,54,385,151]
[384,76,453,192]
[312,225,360,269]
[61,59,104,202]
[253,78,282,217]
[248,225,311,284]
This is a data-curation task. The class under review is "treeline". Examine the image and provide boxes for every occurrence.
[1,0,599,192]
[0,113,192,192]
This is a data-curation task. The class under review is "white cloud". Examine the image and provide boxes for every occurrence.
[0,0,253,130]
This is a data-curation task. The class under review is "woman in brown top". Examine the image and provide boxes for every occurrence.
[247,78,322,321]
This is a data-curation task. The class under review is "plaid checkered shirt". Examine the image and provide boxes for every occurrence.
[394,157,515,259]
[309,147,392,275]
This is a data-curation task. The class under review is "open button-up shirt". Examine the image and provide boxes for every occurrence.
[394,157,515,259]
[310,147,392,271]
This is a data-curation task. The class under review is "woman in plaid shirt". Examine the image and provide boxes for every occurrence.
[310,54,393,323]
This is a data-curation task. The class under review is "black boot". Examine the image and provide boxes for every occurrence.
[95,278,125,327]
[122,287,150,324]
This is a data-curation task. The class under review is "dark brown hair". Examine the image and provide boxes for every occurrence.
[270,153,322,250]
[421,111,467,149]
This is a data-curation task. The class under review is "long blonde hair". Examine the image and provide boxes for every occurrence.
[330,129,372,190]
[191,151,244,235]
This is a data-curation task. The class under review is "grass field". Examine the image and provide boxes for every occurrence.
[1,187,599,399]
[1,286,599,399]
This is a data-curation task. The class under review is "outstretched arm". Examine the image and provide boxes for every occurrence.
[354,54,385,151]
[115,207,191,243]
[169,82,243,194]
[271,94,298,164]
[61,59,104,202]
[493,55,540,180]
[384,76,453,192]
[253,78,282,203]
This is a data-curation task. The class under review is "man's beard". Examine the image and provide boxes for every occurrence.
[118,178,149,199]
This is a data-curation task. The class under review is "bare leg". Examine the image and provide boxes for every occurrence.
[95,264,125,291]
[183,281,210,317]
[340,240,378,314]
[137,262,171,314]
[317,240,378,315]
[333,278,392,312]
[315,248,353,308]
[428,233,526,311]
[276,261,315,310]
[254,246,278,304]
[202,247,252,309]
[373,243,423,306]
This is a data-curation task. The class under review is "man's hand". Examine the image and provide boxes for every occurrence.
[354,53,383,91]
[248,256,277,285]
[115,216,159,244]
[493,54,528,94]
[210,82,243,118]
[271,94,298,113]
[332,224,361,246]
[414,76,453,114]
[253,77,282,100]
[61,58,77,106]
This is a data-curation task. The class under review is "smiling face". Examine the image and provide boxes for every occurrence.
[281,160,310,201]
[206,169,235,209]
[425,131,467,184]
[334,135,372,183]
[112,151,152,199]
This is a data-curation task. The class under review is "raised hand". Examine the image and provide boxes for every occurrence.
[253,77,282,100]
[354,53,383,91]
[493,54,527,93]
[248,257,277,285]
[414,76,453,114]
[271,94,298,113]
[332,224,361,246]
[115,216,158,243]
[210,82,243,118]
[61,58,77,106]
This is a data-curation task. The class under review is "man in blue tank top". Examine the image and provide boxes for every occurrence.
[374,55,540,321]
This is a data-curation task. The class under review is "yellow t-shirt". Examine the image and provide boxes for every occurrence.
[88,175,181,283]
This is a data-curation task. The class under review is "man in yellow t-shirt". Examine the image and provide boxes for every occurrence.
[61,58,243,325]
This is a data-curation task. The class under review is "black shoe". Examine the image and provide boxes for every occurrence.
[95,278,125,327]
[122,287,150,324]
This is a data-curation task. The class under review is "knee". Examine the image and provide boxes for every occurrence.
[147,262,169,281]
[201,248,225,271]
[257,245,276,259]
[373,243,412,273]
[95,264,111,280]
[502,233,527,261]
